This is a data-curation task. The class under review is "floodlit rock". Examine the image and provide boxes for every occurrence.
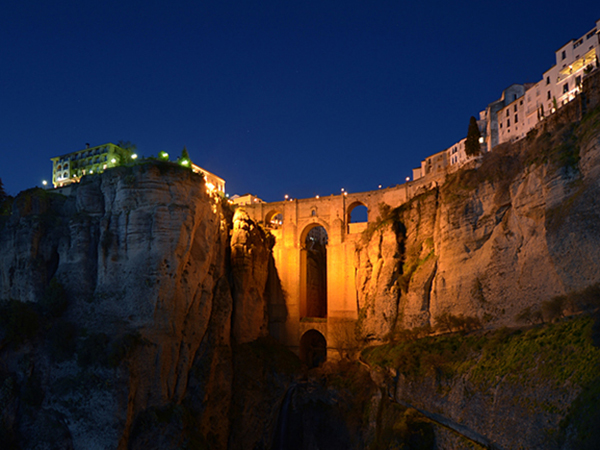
[355,101,600,339]
[0,162,278,449]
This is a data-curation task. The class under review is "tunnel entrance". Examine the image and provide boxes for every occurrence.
[300,330,327,368]
[300,225,327,319]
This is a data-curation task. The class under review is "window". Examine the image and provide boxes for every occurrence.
[576,76,582,87]
[500,123,503,129]
[563,83,569,94]
[515,114,518,122]
[562,50,566,60]
[514,104,517,112]
[520,100,523,105]
[507,119,510,127]
[547,91,551,100]
[546,76,550,85]
[587,30,596,40]
[506,110,509,117]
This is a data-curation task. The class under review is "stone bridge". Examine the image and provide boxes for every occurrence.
[242,174,443,365]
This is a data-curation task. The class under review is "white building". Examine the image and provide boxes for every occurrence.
[412,19,599,182]
[497,19,600,146]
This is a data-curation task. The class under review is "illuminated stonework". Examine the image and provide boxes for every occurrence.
[191,162,226,194]
[242,175,444,358]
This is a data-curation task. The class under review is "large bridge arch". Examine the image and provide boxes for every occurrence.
[299,222,328,319]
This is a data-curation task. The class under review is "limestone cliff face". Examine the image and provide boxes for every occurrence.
[355,103,600,339]
[0,162,280,450]
[230,209,272,344]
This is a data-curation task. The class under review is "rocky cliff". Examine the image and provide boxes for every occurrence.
[0,162,289,449]
[2,75,600,449]
[356,88,600,340]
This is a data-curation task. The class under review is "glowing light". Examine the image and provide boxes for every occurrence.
[316,195,319,199]
[206,182,215,191]
[406,177,410,182]
[111,158,116,164]
[42,180,47,186]
[181,159,189,166]
[131,154,138,160]
[479,137,484,144]
[90,170,94,174]
[159,151,169,160]
[284,194,289,200]
[378,185,382,189]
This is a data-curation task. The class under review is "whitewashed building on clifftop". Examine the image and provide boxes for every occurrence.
[413,18,600,182]
[497,18,600,146]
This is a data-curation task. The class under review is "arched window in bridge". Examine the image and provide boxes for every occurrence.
[265,210,283,229]
[348,202,368,223]
[347,202,369,234]
[300,225,327,319]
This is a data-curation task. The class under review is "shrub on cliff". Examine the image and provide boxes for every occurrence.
[434,312,481,334]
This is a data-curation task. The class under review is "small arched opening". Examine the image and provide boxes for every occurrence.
[347,202,369,234]
[300,224,328,319]
[347,201,368,223]
[300,330,327,368]
[265,210,283,229]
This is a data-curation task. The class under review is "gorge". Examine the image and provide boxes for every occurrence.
[1,74,600,449]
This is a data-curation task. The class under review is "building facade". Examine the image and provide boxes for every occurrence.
[51,143,134,188]
[498,19,600,146]
[412,19,600,181]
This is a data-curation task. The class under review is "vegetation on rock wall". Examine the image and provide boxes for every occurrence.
[362,310,600,448]
[363,314,599,387]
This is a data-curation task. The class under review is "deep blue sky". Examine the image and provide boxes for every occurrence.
[1,1,599,201]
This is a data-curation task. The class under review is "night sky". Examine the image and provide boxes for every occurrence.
[1,1,599,201]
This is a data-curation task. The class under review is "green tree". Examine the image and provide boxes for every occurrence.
[117,140,137,152]
[465,116,482,157]
[178,146,192,168]
[181,146,190,160]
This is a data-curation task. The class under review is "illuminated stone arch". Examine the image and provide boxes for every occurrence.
[265,209,283,229]
[299,329,327,368]
[347,201,369,223]
[299,222,328,319]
